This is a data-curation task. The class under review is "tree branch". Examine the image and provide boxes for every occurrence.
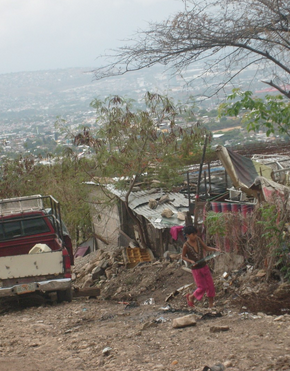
[261,79,290,98]
[93,0,290,98]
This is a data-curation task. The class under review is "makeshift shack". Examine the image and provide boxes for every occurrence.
[87,146,290,261]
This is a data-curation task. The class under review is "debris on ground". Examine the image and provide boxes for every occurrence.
[72,245,290,315]
[1,245,290,371]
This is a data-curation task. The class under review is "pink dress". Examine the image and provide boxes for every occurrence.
[185,240,215,300]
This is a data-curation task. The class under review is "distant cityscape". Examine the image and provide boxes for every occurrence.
[0,65,278,160]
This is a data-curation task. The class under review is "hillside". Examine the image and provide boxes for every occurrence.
[1,246,290,371]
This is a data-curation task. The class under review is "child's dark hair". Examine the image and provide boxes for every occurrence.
[183,225,198,236]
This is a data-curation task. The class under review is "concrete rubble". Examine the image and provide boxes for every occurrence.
[71,245,290,318]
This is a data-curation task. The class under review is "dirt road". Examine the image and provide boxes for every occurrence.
[0,297,290,371]
[1,258,290,371]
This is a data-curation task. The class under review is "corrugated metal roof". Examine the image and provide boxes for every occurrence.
[134,203,188,229]
[106,184,190,229]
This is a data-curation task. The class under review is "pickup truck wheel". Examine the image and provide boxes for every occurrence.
[57,288,73,303]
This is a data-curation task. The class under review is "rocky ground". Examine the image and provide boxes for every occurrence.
[1,246,290,371]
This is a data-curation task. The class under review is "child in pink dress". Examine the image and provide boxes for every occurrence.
[182,225,220,308]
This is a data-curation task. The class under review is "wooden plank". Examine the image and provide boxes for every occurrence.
[73,287,100,298]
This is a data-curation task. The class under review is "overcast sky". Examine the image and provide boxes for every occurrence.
[0,0,183,75]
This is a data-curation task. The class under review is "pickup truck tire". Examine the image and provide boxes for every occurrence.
[57,287,73,303]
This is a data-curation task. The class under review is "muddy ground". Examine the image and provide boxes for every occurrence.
[1,250,290,371]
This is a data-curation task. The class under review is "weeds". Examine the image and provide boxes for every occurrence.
[204,199,290,282]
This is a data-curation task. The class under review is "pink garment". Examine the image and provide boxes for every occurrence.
[170,225,184,240]
[191,265,215,300]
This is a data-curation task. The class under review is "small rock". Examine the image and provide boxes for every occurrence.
[274,315,284,322]
[177,212,186,221]
[152,364,165,370]
[115,287,122,294]
[161,208,173,218]
[210,363,225,371]
[224,360,233,368]
[256,269,266,277]
[105,268,113,280]
[149,199,158,209]
[102,347,112,356]
[172,314,197,328]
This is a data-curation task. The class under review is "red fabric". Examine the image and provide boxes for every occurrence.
[210,202,254,214]
[170,225,184,240]
[74,245,90,258]
[205,202,255,252]
[191,265,215,300]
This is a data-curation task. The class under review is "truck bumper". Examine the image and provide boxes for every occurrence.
[0,278,72,297]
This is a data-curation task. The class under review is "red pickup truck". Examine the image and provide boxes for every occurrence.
[0,195,74,302]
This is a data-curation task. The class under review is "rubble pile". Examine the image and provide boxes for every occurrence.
[72,246,189,303]
[72,246,290,315]
[216,267,290,315]
[72,246,125,288]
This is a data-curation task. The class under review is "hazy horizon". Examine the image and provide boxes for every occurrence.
[0,0,183,75]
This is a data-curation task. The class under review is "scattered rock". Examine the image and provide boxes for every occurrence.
[224,360,233,368]
[209,363,225,371]
[172,314,197,328]
[161,208,173,218]
[102,347,112,356]
[105,268,113,280]
[91,266,104,281]
[149,199,158,209]
[159,194,170,204]
[177,212,186,221]
[210,326,230,333]
[256,269,266,277]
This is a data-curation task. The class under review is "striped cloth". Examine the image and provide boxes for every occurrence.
[205,202,255,252]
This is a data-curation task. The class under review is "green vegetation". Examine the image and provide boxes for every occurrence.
[70,92,213,246]
[256,203,290,282]
[204,202,290,282]
[219,89,290,139]
[0,154,94,243]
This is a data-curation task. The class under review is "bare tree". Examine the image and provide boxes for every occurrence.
[94,0,290,98]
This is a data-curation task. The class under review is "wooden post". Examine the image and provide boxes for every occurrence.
[159,229,164,257]
[187,171,191,208]
[185,211,193,226]
[185,170,193,226]
[225,170,228,189]
[194,135,208,228]
[204,170,207,200]
[208,162,211,194]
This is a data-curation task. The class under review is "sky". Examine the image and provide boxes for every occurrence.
[0,0,183,75]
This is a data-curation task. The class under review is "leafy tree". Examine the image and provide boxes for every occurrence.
[0,154,93,243]
[219,89,290,137]
[94,0,290,98]
[71,92,212,246]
